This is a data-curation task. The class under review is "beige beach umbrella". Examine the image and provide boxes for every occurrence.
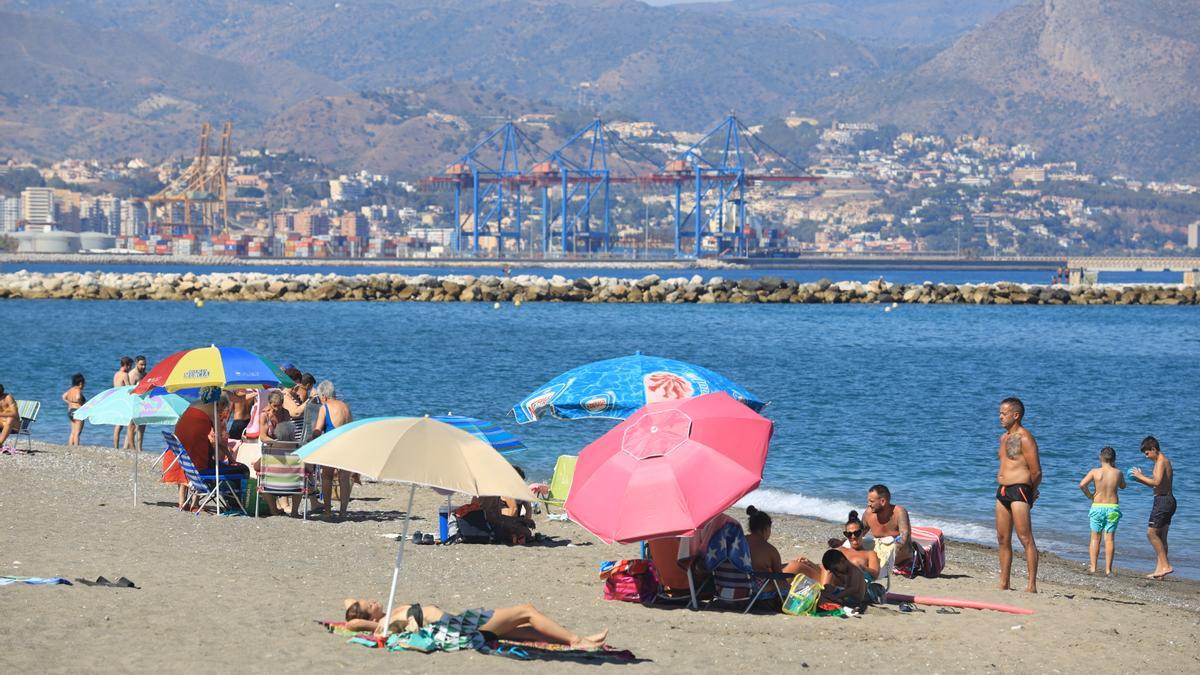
[295,416,531,628]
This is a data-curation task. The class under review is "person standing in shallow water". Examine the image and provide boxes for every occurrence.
[995,396,1041,593]
[1078,446,1126,576]
[1130,435,1175,580]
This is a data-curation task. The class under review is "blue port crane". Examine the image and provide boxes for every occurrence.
[425,122,538,257]
[531,118,611,255]
[657,115,818,258]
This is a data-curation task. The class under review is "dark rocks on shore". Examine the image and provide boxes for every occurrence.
[0,271,1197,306]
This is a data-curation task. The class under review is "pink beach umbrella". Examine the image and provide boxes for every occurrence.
[565,391,773,545]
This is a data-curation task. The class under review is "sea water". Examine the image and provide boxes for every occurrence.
[2,299,1196,578]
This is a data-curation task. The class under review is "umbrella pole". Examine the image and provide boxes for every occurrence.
[133,431,139,507]
[212,405,221,516]
[383,484,417,633]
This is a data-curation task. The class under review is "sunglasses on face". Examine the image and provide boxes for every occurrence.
[844,530,864,539]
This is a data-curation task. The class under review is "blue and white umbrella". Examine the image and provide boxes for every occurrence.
[512,353,766,424]
[431,415,525,453]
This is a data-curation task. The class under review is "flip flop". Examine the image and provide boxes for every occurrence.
[75,576,138,589]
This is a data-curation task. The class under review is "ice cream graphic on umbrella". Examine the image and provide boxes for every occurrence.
[513,353,763,423]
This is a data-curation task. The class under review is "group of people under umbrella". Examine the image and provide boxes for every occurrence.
[78,347,773,633]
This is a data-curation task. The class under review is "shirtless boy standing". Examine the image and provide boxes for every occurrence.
[995,397,1041,593]
[1078,446,1126,576]
[1130,435,1175,579]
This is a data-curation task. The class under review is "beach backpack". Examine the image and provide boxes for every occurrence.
[782,575,823,616]
[895,526,945,578]
[453,508,495,544]
[599,559,659,604]
[910,526,945,578]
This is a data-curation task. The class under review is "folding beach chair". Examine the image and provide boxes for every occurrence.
[698,521,790,614]
[13,400,40,453]
[163,431,246,514]
[644,538,699,607]
[255,440,310,519]
[536,454,576,514]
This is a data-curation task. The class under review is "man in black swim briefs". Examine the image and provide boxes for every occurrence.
[995,484,1036,506]
[995,397,1042,594]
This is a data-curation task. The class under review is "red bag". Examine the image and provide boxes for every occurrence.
[599,559,658,603]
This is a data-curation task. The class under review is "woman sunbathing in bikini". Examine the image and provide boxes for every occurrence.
[342,598,607,650]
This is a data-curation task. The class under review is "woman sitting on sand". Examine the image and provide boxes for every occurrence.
[342,599,607,651]
[839,511,881,581]
[744,505,806,575]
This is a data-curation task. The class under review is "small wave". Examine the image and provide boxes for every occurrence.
[737,488,1033,548]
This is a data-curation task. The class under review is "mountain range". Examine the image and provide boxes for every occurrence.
[0,0,1196,180]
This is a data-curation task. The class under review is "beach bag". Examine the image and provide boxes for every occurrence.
[454,509,495,544]
[895,527,945,578]
[599,559,658,603]
[910,526,945,578]
[781,575,823,616]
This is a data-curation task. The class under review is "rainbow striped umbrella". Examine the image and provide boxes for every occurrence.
[431,415,525,453]
[132,345,293,396]
[132,345,292,514]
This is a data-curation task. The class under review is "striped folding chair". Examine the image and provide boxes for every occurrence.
[163,431,246,514]
[255,440,309,519]
[13,400,40,453]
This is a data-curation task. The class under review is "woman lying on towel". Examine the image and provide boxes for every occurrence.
[342,599,608,651]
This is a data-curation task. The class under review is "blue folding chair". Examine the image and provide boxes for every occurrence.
[162,431,246,514]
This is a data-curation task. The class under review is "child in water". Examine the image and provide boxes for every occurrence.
[1078,446,1126,576]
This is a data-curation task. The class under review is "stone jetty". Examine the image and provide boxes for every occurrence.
[0,271,1196,305]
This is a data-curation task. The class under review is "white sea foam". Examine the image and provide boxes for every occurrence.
[737,488,997,546]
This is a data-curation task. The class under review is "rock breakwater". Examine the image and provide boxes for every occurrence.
[0,271,1196,305]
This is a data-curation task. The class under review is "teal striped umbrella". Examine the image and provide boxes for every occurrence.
[73,386,191,426]
[73,385,192,505]
[431,415,525,453]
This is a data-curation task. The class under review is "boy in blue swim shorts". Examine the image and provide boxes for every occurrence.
[1079,446,1126,576]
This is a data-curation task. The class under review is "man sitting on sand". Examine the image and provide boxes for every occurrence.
[342,598,607,650]
[481,493,536,544]
[862,484,912,570]
[1130,436,1175,580]
[1079,446,1126,576]
[0,384,19,449]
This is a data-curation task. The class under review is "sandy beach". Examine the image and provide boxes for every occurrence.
[2,441,1196,673]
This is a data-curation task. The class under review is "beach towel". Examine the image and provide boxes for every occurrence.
[318,620,639,663]
[489,639,640,663]
[0,576,72,586]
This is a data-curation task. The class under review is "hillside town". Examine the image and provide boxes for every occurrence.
[2,117,1198,259]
